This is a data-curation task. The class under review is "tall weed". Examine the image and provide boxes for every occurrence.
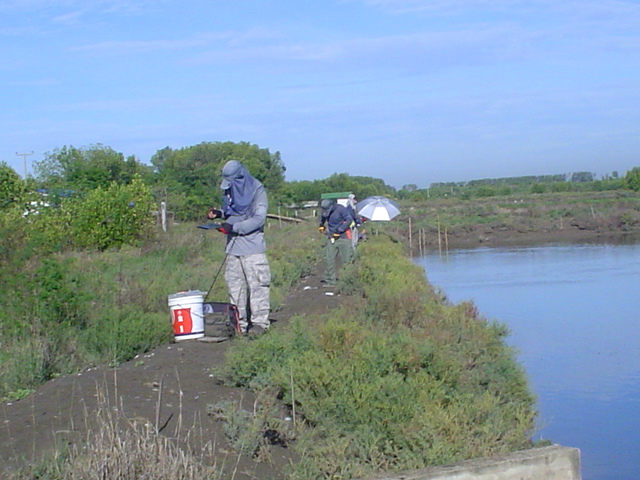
[11,385,224,480]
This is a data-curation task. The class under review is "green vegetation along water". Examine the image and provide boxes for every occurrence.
[218,233,537,479]
[392,190,640,252]
[419,242,640,480]
[1,220,538,479]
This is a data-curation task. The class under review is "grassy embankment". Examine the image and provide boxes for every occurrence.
[217,232,536,479]
[4,216,537,479]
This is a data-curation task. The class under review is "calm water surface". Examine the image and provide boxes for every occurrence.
[415,243,640,480]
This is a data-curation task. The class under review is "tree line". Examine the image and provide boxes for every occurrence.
[399,169,639,201]
[2,140,639,251]
[3,142,397,219]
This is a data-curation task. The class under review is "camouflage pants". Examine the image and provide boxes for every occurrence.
[224,253,271,332]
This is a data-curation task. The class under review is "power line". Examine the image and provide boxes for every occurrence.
[15,151,34,178]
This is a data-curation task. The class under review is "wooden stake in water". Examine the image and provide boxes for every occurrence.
[409,217,413,253]
[445,227,449,255]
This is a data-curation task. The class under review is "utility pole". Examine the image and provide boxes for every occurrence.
[16,151,34,178]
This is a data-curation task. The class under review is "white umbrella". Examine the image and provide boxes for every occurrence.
[356,196,401,221]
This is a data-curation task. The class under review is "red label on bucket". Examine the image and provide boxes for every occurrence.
[172,308,193,335]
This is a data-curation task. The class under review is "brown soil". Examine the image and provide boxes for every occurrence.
[0,266,342,480]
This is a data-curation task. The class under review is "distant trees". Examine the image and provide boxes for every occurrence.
[399,170,633,200]
[282,173,396,206]
[569,171,595,183]
[0,148,158,254]
[17,138,640,228]
[151,141,286,219]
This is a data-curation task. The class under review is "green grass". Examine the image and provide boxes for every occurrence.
[219,234,537,479]
[0,220,322,400]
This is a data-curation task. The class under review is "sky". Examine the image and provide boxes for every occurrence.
[1,0,639,189]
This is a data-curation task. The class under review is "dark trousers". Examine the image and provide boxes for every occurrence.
[323,237,353,284]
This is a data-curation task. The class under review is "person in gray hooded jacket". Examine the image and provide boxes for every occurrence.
[207,160,271,335]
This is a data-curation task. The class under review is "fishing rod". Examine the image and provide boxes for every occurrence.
[198,222,237,301]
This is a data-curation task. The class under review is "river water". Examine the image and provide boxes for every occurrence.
[415,242,640,480]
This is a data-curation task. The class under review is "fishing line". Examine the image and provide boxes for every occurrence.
[204,234,237,301]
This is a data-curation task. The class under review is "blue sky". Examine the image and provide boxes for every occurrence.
[1,0,639,189]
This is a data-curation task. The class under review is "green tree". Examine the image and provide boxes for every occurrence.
[570,171,595,183]
[475,186,496,197]
[624,167,640,191]
[34,144,152,193]
[282,174,397,206]
[0,162,26,209]
[151,141,286,220]
[283,180,324,204]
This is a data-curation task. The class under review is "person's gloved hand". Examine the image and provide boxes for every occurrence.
[207,208,222,220]
[332,232,340,239]
[217,223,234,234]
[318,225,326,233]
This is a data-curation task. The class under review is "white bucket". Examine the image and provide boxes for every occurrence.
[168,290,206,341]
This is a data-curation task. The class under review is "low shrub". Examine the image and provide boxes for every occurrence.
[221,235,537,479]
[70,176,156,250]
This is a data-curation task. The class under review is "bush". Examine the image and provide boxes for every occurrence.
[624,167,640,191]
[220,235,537,479]
[70,176,156,250]
[82,307,171,364]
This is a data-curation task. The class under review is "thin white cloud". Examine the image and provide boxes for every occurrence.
[8,78,58,86]
[72,29,281,56]
[179,1,639,73]
[184,24,542,75]
[358,0,640,15]
[51,10,83,24]
[0,0,157,11]
[72,34,218,55]
[356,0,546,14]
[0,26,40,35]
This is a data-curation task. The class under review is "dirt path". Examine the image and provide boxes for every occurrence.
[0,266,341,480]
